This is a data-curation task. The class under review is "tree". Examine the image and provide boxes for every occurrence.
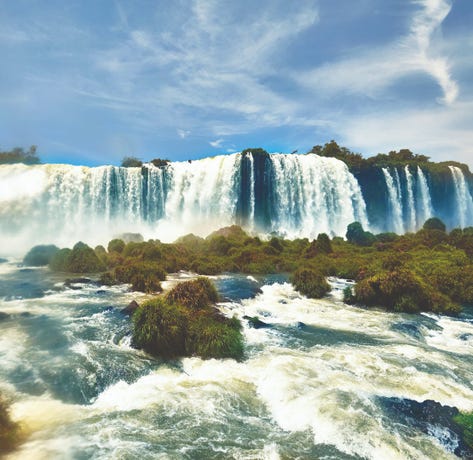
[423,217,446,232]
[0,145,40,164]
[121,156,143,167]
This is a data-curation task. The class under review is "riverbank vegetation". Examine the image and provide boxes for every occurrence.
[24,218,473,315]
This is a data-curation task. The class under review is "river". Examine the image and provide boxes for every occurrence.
[1,261,473,459]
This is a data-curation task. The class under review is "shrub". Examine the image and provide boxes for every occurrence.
[423,217,447,232]
[121,156,143,167]
[316,233,333,253]
[132,278,244,360]
[49,243,105,273]
[49,248,72,272]
[453,412,473,449]
[291,268,331,299]
[150,158,170,168]
[132,298,187,358]
[187,314,243,360]
[67,242,106,273]
[113,260,166,293]
[346,222,376,246]
[108,239,125,253]
[23,244,59,266]
[165,277,218,309]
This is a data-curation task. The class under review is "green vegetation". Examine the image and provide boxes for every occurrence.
[38,215,473,314]
[23,244,59,266]
[423,217,447,232]
[454,412,473,450]
[132,278,243,360]
[49,242,105,273]
[309,140,471,177]
[150,158,170,168]
[0,394,20,454]
[291,268,331,299]
[0,145,40,165]
[121,156,143,167]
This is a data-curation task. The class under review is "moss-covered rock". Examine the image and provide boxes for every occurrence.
[165,277,218,309]
[23,244,59,266]
[132,278,243,360]
[291,268,331,299]
[49,242,105,273]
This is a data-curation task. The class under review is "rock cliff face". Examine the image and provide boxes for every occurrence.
[0,151,472,253]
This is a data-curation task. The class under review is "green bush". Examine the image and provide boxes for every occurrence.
[23,244,59,266]
[132,278,243,360]
[291,268,331,299]
[187,315,243,360]
[165,277,218,309]
[108,239,125,253]
[121,156,143,167]
[132,298,187,358]
[453,412,473,449]
[49,248,72,271]
[423,217,447,232]
[112,260,165,293]
[49,243,105,273]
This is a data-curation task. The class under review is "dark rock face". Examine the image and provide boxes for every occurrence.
[379,397,473,458]
[243,315,271,329]
[121,300,139,316]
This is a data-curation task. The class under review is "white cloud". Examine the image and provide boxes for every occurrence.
[209,139,224,148]
[295,0,457,105]
[177,129,191,139]
[337,100,473,166]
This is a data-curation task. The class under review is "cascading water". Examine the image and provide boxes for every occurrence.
[270,154,368,239]
[0,153,369,254]
[1,154,472,255]
[449,166,473,228]
[404,166,416,232]
[416,166,433,226]
[382,168,404,234]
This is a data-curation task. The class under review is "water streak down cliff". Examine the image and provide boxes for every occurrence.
[0,153,472,254]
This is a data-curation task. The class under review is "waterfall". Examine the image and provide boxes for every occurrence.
[404,166,416,232]
[416,166,433,227]
[270,154,368,239]
[449,166,473,228]
[0,153,370,253]
[382,168,404,234]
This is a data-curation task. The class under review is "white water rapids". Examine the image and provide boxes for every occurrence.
[0,266,472,459]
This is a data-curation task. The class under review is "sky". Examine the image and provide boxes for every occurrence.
[1,0,472,167]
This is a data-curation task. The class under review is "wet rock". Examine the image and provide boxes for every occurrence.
[459,333,473,341]
[0,312,10,321]
[297,321,306,329]
[243,315,271,329]
[391,321,424,341]
[121,300,139,316]
[95,290,107,295]
[64,278,99,290]
[379,397,473,458]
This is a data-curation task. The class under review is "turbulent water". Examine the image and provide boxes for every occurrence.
[1,263,473,459]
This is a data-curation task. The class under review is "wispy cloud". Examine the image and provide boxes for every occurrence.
[295,0,457,105]
[209,139,224,148]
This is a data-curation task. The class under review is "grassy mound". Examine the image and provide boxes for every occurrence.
[291,268,331,299]
[132,278,243,360]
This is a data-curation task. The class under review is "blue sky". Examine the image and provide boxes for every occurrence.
[1,0,472,166]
